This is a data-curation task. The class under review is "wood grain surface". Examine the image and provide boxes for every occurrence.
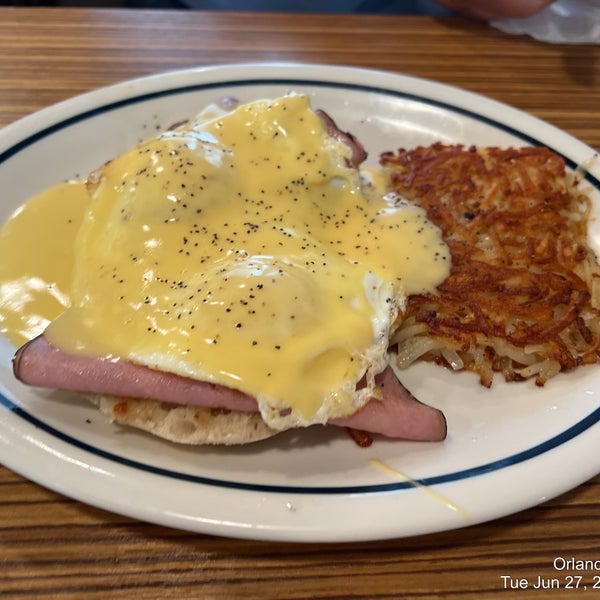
[1,7,599,599]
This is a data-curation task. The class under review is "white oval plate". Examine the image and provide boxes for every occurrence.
[1,63,599,543]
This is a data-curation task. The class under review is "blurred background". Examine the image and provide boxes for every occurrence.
[0,0,456,14]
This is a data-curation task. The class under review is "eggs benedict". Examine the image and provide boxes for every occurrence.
[7,94,450,444]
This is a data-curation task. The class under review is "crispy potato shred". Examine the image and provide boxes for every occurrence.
[381,143,600,387]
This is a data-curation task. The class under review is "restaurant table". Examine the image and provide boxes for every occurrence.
[1,6,599,599]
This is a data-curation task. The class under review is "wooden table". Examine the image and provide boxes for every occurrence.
[1,7,599,598]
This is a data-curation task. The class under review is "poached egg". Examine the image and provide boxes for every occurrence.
[1,94,450,430]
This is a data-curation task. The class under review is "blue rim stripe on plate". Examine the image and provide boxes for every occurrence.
[1,77,600,190]
[2,76,600,495]
[1,390,599,494]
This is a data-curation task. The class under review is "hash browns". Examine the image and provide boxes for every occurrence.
[381,143,600,387]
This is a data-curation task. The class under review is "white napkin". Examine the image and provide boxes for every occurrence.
[491,0,600,44]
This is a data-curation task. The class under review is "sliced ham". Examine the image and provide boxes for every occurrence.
[330,366,447,441]
[316,109,368,168]
[13,335,258,412]
[13,335,446,441]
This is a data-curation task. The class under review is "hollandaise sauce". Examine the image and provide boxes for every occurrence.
[368,459,469,520]
[0,182,88,346]
[0,95,450,429]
